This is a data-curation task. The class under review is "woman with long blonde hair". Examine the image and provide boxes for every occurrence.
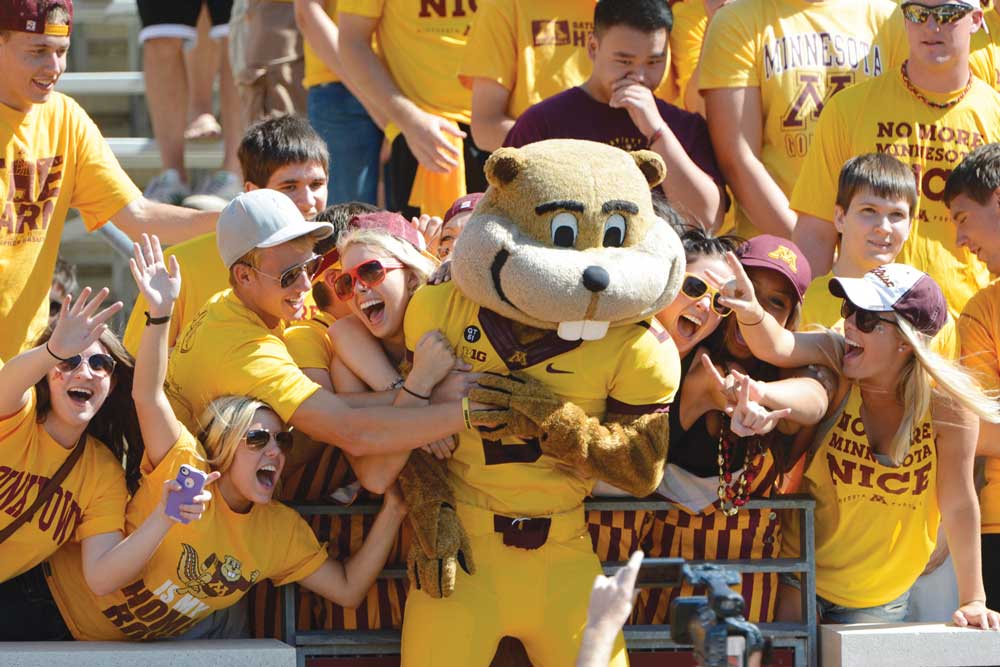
[716,259,1000,628]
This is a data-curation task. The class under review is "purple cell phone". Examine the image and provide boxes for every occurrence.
[166,464,208,524]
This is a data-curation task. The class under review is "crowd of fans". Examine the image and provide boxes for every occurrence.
[4,0,1000,664]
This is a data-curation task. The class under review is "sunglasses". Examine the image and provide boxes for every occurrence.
[56,353,117,377]
[680,274,732,317]
[900,2,975,25]
[244,428,294,452]
[841,301,897,334]
[334,258,406,301]
[249,254,323,289]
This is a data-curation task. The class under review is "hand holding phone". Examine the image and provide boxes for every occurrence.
[165,464,209,524]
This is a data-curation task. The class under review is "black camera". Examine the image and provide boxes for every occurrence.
[668,563,766,667]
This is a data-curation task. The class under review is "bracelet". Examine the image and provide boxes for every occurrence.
[461,397,473,431]
[646,124,666,147]
[737,309,765,327]
[45,341,72,362]
[401,384,431,400]
[385,378,405,391]
[144,311,171,326]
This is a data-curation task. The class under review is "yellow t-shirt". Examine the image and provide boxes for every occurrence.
[458,0,595,119]
[970,6,1000,91]
[47,429,328,640]
[0,93,141,362]
[338,0,476,124]
[403,281,679,516]
[670,0,707,113]
[304,0,342,88]
[123,232,229,357]
[699,0,906,239]
[790,71,1000,318]
[783,383,938,607]
[285,310,337,371]
[958,281,1000,534]
[0,384,127,582]
[165,289,322,433]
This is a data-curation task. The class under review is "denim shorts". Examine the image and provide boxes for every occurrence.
[779,572,911,623]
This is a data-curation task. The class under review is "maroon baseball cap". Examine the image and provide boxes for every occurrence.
[0,0,73,36]
[348,211,425,250]
[737,235,812,303]
[829,263,947,337]
[443,193,484,225]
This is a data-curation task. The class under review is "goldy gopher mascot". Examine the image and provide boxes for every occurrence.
[398,139,685,666]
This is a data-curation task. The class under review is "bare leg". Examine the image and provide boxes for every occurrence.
[185,6,221,140]
[142,37,189,180]
[217,36,242,174]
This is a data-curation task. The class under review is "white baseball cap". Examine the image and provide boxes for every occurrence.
[217,189,333,268]
[829,263,947,337]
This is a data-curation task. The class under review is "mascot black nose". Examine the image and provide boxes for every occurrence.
[582,265,610,293]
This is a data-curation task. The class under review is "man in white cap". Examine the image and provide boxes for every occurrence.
[165,188,474,471]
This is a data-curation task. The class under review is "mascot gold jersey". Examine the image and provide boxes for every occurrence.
[399,140,685,667]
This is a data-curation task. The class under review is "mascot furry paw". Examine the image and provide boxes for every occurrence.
[398,139,685,667]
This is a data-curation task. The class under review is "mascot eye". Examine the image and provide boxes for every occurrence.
[550,212,579,248]
[603,214,627,247]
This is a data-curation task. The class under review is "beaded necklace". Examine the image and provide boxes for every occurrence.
[717,422,765,517]
[900,60,973,109]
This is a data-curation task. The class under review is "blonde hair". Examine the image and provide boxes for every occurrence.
[196,396,278,473]
[228,236,317,288]
[337,228,438,289]
[886,319,1000,464]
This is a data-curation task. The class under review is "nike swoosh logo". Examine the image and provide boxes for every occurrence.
[545,363,572,374]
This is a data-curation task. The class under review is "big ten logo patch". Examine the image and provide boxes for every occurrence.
[419,0,477,18]
[873,122,987,205]
[781,72,854,158]
[0,154,64,236]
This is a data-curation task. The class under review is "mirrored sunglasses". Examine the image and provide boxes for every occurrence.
[680,273,732,317]
[333,258,406,301]
[244,428,294,452]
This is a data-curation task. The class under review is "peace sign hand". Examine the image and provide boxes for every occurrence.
[129,233,180,318]
[47,287,123,360]
[729,377,792,438]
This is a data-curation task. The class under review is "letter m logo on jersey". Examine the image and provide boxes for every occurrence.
[782,72,855,130]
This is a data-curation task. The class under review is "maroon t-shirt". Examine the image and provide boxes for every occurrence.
[504,86,725,192]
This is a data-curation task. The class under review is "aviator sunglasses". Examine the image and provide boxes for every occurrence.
[247,254,323,289]
[334,258,406,301]
[55,353,117,377]
[900,2,975,25]
[680,274,732,317]
[841,301,897,333]
[244,428,294,452]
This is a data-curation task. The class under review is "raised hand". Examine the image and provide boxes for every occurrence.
[729,376,791,438]
[47,287,123,360]
[128,233,181,318]
[708,252,763,325]
[410,213,443,252]
[159,470,221,525]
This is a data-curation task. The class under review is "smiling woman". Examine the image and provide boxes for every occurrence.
[40,234,408,642]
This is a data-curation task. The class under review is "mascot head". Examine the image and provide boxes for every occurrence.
[451,139,686,341]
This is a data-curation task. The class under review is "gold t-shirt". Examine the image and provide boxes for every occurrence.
[0,93,140,361]
[790,70,1000,317]
[699,0,906,238]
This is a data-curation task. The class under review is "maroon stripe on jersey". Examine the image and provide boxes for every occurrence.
[760,572,775,621]
[761,512,780,559]
[739,510,763,560]
[377,580,392,629]
[606,397,670,415]
[477,307,582,370]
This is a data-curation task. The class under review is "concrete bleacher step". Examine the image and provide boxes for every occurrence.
[57,72,144,96]
[821,623,1000,666]
[75,0,138,24]
[0,639,295,667]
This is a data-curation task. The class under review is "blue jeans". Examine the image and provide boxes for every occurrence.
[781,572,911,623]
[307,82,383,205]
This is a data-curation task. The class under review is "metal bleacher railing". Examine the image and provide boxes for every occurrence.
[283,496,818,667]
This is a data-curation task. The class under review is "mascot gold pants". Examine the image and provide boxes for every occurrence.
[400,504,628,667]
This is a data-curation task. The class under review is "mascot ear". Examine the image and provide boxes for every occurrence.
[485,148,526,189]
[630,150,666,189]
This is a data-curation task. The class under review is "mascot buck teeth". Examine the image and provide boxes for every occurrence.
[398,139,686,667]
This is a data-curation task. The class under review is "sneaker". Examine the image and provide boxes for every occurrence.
[143,169,190,206]
[182,170,243,211]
